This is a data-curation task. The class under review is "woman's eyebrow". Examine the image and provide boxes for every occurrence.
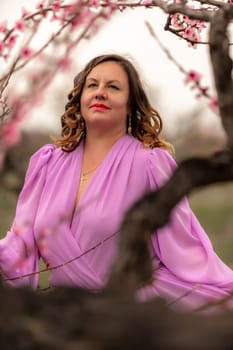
[108,79,121,84]
[86,78,121,84]
[86,77,97,82]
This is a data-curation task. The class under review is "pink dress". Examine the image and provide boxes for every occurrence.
[1,134,233,311]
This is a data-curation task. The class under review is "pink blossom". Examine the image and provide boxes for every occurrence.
[52,0,62,12]
[63,4,76,18]
[50,14,58,22]
[7,34,18,48]
[58,56,72,71]
[3,123,21,147]
[0,21,7,33]
[3,53,9,61]
[22,7,30,18]
[15,20,25,32]
[71,15,84,30]
[184,27,194,37]
[36,1,45,9]
[0,40,5,54]
[184,71,201,84]
[184,19,205,43]
[36,0,48,17]
[90,0,99,8]
[170,14,183,29]
[209,96,219,112]
[171,14,206,44]
[46,261,51,268]
[20,47,34,59]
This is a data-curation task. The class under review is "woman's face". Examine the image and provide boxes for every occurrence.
[80,61,130,134]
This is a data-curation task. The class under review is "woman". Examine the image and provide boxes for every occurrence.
[1,54,233,312]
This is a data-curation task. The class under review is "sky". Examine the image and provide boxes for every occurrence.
[0,0,224,137]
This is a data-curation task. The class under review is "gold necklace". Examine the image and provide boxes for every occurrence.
[80,166,98,185]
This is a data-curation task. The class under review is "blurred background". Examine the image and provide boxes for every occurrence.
[1,1,233,285]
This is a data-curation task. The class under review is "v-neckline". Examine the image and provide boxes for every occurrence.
[71,140,88,216]
[70,135,126,220]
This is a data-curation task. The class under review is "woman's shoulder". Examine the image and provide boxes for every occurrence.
[31,143,56,156]
[134,142,177,170]
[29,143,57,165]
[148,146,176,170]
[132,144,177,189]
[25,144,58,181]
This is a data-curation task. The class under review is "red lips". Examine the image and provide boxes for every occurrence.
[91,103,110,110]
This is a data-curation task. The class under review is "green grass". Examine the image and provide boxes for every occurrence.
[189,182,233,268]
[190,204,233,266]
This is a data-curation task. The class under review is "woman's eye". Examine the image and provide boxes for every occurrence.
[87,83,97,88]
[109,84,119,90]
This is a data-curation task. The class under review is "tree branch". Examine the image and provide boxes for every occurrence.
[107,149,233,292]
[209,5,233,148]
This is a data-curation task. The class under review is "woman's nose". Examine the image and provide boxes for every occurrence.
[95,85,106,100]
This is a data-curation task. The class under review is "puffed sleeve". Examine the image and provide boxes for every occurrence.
[147,148,233,287]
[0,144,55,288]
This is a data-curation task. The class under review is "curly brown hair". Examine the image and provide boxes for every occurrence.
[54,54,173,153]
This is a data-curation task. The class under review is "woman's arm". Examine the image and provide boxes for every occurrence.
[0,144,55,288]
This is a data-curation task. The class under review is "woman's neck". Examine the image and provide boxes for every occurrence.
[82,130,126,169]
[85,129,125,153]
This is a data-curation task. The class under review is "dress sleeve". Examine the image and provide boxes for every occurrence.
[147,147,233,286]
[0,144,55,288]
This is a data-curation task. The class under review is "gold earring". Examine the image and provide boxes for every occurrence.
[80,117,85,129]
[77,112,85,129]
[128,115,132,135]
